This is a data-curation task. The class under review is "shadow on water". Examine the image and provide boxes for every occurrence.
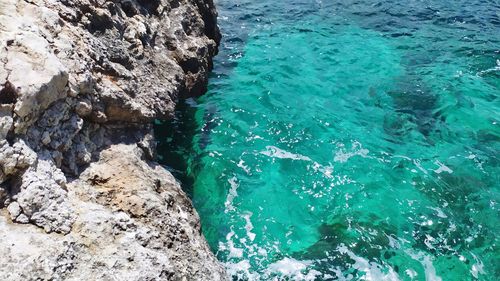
[155,97,223,198]
[154,94,225,199]
[154,100,199,197]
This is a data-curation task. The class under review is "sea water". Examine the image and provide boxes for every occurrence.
[155,0,499,279]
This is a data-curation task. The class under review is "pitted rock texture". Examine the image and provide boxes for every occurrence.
[0,144,226,280]
[0,0,226,279]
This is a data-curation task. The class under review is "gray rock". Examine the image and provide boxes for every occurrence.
[0,0,226,279]
[15,213,29,224]
[75,101,92,117]
[41,131,51,145]
[0,140,37,182]
[17,159,75,234]
[7,201,21,219]
[0,104,13,139]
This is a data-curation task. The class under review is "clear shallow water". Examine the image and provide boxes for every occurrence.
[156,0,500,280]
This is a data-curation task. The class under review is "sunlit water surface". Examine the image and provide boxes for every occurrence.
[156,0,500,280]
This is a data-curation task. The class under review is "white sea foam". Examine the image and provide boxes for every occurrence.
[224,176,239,212]
[405,250,442,281]
[260,145,312,161]
[220,229,244,259]
[433,160,453,174]
[311,162,334,178]
[260,146,340,181]
[470,252,485,278]
[405,269,418,279]
[337,244,401,281]
[237,159,251,174]
[264,258,321,281]
[427,206,448,218]
[243,212,257,242]
[477,59,500,76]
[224,260,258,280]
[334,141,370,163]
[412,159,429,175]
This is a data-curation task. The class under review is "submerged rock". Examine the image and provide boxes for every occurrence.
[292,215,400,278]
[0,0,226,279]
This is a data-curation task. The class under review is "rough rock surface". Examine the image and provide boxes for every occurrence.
[0,0,226,279]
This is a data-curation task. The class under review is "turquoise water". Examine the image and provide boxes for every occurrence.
[156,0,500,280]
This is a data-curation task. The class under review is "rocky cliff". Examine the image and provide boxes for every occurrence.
[0,0,226,279]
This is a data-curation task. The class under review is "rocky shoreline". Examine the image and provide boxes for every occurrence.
[0,0,226,279]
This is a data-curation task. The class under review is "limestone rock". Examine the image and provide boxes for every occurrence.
[73,144,226,280]
[0,0,226,279]
[16,158,74,234]
[75,101,92,117]
[0,140,37,184]
[0,144,226,280]
[0,105,13,139]
[6,201,21,219]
